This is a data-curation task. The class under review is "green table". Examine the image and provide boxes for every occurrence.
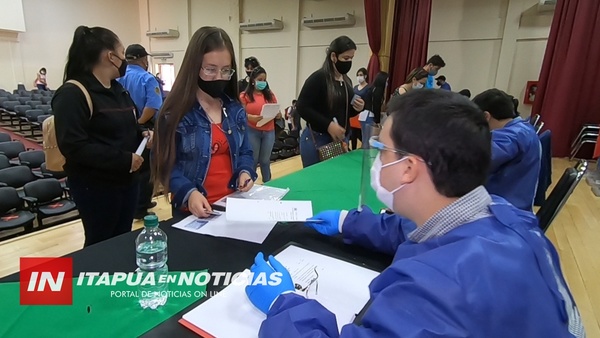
[0,272,206,338]
[267,151,384,213]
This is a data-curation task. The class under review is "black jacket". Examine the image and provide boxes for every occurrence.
[296,69,360,133]
[52,75,144,187]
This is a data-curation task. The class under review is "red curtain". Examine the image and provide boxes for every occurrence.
[387,0,432,95]
[364,0,381,82]
[532,0,600,157]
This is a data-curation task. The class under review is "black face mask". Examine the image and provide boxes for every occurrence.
[111,55,128,78]
[334,59,352,75]
[198,77,228,98]
[436,81,442,86]
[246,71,252,77]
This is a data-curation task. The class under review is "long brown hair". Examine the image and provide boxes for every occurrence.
[322,36,356,112]
[404,67,429,84]
[151,26,238,195]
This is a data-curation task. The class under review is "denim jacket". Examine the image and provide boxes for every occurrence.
[170,95,257,208]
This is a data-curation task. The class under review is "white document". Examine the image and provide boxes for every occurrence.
[255,103,281,127]
[214,184,290,208]
[226,198,313,223]
[181,245,379,337]
[172,214,276,244]
[135,136,149,156]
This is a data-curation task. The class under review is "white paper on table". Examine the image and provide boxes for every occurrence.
[135,136,149,156]
[225,198,313,223]
[171,214,276,244]
[181,245,379,337]
[214,184,290,208]
[255,103,280,127]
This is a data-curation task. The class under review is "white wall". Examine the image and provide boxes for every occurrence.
[429,0,552,117]
[0,0,140,91]
[137,0,368,108]
[241,0,369,107]
[0,0,26,32]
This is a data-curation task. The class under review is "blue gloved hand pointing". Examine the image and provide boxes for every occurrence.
[305,210,342,236]
[245,252,295,314]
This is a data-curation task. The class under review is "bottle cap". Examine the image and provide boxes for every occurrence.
[143,214,159,227]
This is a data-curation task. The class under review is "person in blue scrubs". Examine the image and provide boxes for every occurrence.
[422,54,445,89]
[473,88,541,212]
[244,90,584,338]
[118,44,163,219]
[435,75,451,90]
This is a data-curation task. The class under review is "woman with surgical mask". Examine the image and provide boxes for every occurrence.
[296,36,365,167]
[52,26,152,246]
[391,67,429,97]
[152,26,256,219]
[349,67,369,150]
[240,66,280,183]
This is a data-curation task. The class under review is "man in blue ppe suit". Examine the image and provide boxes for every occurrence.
[474,88,541,212]
[118,44,163,219]
[422,54,445,89]
[245,90,584,338]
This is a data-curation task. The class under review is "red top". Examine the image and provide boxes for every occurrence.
[204,124,234,204]
[240,91,278,132]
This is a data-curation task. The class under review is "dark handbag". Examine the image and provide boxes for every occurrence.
[309,81,350,161]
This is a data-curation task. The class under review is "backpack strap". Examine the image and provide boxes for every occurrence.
[65,80,93,119]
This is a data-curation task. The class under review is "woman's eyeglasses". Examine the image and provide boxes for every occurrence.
[294,267,319,298]
[201,67,235,80]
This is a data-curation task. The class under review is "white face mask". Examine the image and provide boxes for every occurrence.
[357,76,365,84]
[413,82,424,89]
[370,153,408,211]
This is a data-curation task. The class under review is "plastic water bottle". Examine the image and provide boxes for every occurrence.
[136,214,168,309]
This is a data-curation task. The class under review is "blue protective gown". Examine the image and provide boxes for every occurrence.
[259,199,583,338]
[486,118,541,212]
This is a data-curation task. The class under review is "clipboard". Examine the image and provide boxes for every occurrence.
[255,103,280,127]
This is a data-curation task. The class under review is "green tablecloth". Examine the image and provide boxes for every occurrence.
[0,272,206,338]
[268,151,384,213]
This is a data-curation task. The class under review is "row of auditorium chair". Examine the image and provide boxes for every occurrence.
[0,87,54,143]
[0,136,78,241]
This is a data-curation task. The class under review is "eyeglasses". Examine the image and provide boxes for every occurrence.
[369,136,432,166]
[294,267,319,298]
[201,67,235,80]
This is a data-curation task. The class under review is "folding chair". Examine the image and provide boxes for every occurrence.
[536,160,587,232]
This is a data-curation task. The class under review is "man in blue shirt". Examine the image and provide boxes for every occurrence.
[435,75,451,90]
[118,44,163,218]
[243,90,584,337]
[473,88,541,212]
[118,44,163,128]
[422,54,445,89]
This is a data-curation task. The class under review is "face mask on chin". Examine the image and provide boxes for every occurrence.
[370,153,408,211]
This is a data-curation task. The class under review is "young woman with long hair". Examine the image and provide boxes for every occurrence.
[152,27,256,219]
[52,25,151,246]
[296,36,365,167]
[240,66,279,183]
[391,68,428,97]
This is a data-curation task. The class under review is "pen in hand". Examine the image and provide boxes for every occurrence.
[238,178,252,190]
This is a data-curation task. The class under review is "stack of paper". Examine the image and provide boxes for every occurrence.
[214,184,289,208]
[180,245,380,337]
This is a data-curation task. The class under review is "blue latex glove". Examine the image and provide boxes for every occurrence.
[305,210,342,236]
[245,252,295,314]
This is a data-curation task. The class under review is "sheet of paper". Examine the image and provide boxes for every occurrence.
[181,245,379,337]
[214,184,290,208]
[226,198,313,223]
[255,103,280,127]
[135,136,149,156]
[172,214,276,244]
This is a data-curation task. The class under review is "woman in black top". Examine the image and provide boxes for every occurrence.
[360,71,389,146]
[52,26,152,246]
[297,36,364,167]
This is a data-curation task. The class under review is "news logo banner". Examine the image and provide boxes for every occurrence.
[20,257,73,305]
